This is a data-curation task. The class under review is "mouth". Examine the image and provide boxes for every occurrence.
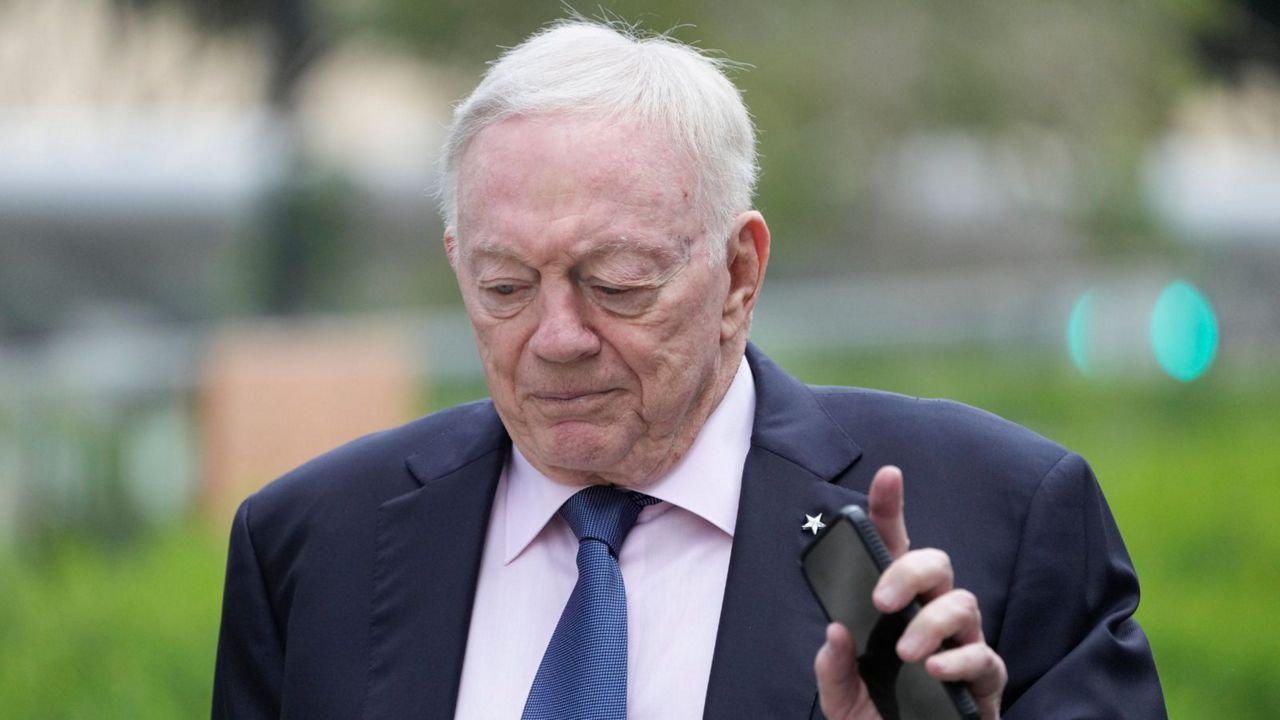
[533,389,616,401]
[529,388,620,410]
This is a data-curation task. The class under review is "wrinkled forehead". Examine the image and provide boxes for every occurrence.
[454,113,700,237]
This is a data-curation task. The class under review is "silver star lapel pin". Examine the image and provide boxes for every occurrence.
[802,513,825,535]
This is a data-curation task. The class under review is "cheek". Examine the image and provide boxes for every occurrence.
[654,295,723,354]
[629,311,721,402]
[471,321,529,392]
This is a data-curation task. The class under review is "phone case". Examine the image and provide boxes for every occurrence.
[801,504,982,720]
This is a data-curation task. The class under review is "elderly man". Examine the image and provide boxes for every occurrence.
[213,20,1165,720]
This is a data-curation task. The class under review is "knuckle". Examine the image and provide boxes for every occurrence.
[904,548,947,575]
[952,589,980,620]
[914,604,946,634]
[910,548,951,577]
[976,647,996,671]
[973,646,1006,682]
[928,549,954,576]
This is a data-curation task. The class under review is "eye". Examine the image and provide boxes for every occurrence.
[477,280,534,316]
[588,283,655,316]
[481,281,525,297]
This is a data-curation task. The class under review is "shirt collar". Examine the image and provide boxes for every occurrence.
[503,356,756,564]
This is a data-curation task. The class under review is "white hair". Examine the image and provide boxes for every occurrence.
[437,19,758,263]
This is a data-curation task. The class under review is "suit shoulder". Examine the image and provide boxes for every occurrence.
[246,399,505,522]
[810,385,1070,483]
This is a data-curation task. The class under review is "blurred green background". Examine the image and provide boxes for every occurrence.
[2,0,1278,717]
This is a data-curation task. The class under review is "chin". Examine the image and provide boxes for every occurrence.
[534,426,636,478]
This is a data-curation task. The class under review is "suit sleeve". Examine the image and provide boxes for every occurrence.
[212,497,285,719]
[997,452,1167,719]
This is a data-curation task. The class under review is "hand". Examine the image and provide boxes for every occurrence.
[814,466,1007,720]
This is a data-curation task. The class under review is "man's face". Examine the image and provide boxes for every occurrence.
[447,114,735,487]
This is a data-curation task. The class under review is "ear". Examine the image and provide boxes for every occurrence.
[444,227,460,271]
[721,211,770,343]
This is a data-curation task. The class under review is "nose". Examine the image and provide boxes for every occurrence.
[528,284,601,363]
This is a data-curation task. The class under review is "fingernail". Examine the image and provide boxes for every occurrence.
[873,587,895,609]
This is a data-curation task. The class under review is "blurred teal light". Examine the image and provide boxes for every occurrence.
[1067,289,1096,376]
[1150,280,1218,382]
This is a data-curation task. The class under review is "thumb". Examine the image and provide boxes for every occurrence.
[815,623,878,719]
[868,466,909,558]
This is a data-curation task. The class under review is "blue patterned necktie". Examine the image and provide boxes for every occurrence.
[521,486,659,720]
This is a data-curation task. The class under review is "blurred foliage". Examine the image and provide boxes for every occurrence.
[345,0,1221,268]
[1196,0,1280,78]
[83,0,1278,326]
[231,165,359,315]
[3,348,1278,716]
[106,0,1278,308]
[10,397,195,545]
[0,522,223,718]
[114,0,263,30]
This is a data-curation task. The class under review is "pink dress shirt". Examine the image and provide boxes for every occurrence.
[454,358,755,719]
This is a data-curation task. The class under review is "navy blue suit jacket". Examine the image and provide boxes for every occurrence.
[213,345,1165,718]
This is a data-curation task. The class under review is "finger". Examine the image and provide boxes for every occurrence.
[814,623,868,718]
[873,548,953,613]
[925,643,1007,718]
[868,466,908,557]
[896,589,982,663]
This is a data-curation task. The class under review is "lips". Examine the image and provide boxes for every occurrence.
[527,389,621,416]
[532,389,616,401]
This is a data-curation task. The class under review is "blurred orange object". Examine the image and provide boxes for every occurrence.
[199,319,418,521]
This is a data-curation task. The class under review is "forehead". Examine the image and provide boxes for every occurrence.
[455,114,699,254]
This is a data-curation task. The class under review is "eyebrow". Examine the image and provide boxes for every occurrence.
[463,240,523,266]
[465,234,693,270]
[580,235,693,267]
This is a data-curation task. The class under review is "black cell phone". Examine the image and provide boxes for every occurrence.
[801,504,981,720]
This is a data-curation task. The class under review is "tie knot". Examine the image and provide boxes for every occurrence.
[559,486,658,555]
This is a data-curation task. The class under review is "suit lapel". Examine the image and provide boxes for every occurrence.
[358,349,865,718]
[703,346,867,720]
[363,406,508,720]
